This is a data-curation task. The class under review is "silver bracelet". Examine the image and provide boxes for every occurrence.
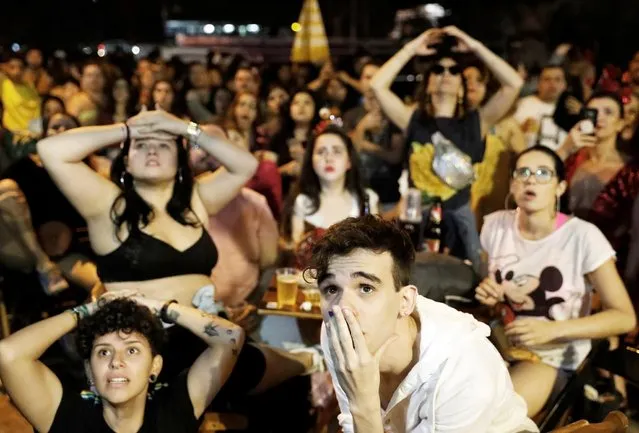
[186,121,202,149]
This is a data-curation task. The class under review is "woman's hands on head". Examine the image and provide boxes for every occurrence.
[126,109,188,139]
[96,290,164,316]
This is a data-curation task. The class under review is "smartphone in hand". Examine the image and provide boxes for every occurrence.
[580,108,598,136]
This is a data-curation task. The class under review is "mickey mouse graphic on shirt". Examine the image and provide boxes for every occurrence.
[491,255,566,320]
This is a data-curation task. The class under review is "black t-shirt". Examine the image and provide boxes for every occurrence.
[404,109,485,210]
[46,371,198,433]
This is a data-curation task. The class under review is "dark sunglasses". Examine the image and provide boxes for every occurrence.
[431,64,462,76]
[512,166,556,184]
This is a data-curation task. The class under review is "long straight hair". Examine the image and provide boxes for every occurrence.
[281,126,367,237]
[109,137,199,241]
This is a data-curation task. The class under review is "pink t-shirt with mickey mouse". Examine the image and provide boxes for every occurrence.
[480,210,615,370]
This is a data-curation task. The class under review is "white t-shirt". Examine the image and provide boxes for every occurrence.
[480,210,615,370]
[321,296,538,433]
[514,95,567,150]
[294,188,379,229]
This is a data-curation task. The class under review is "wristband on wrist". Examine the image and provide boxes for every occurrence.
[69,304,91,323]
[186,122,202,149]
[160,300,179,324]
[121,123,130,144]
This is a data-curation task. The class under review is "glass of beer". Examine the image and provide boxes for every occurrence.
[276,268,299,308]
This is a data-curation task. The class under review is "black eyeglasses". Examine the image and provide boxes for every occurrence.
[512,166,556,184]
[49,123,73,131]
[431,64,462,76]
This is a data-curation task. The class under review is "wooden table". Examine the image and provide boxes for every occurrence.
[257,284,323,345]
[257,285,323,320]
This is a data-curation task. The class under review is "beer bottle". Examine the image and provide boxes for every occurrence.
[425,196,442,253]
[399,188,425,251]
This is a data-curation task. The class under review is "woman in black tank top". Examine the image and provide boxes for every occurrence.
[37,110,319,425]
[371,26,524,269]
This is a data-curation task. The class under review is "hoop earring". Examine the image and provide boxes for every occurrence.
[149,374,157,384]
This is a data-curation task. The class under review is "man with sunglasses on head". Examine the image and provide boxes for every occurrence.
[311,215,538,433]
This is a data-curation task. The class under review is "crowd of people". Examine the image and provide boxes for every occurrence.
[0,22,637,432]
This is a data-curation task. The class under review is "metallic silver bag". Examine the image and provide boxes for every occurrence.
[430,131,475,190]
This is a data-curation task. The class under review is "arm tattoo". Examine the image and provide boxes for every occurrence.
[204,322,219,337]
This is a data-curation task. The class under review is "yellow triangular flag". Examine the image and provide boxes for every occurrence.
[291,0,330,64]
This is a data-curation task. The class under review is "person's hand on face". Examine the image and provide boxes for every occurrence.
[326,306,397,406]
[504,318,560,347]
[474,277,505,307]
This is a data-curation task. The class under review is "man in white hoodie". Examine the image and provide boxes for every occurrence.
[310,215,538,433]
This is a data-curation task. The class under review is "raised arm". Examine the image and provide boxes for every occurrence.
[126,112,258,215]
[370,30,440,131]
[37,124,125,221]
[0,303,96,433]
[132,297,245,419]
[443,27,524,133]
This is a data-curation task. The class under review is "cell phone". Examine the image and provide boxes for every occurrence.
[580,108,598,136]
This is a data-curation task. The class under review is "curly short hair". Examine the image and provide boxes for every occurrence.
[76,299,167,360]
[308,215,415,291]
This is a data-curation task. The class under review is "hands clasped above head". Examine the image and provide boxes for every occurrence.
[407,26,477,56]
[126,110,186,141]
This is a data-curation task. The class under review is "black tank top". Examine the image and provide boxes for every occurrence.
[95,229,218,283]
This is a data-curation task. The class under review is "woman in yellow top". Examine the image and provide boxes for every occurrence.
[0,53,41,134]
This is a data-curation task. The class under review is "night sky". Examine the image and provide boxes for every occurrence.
[1,0,638,65]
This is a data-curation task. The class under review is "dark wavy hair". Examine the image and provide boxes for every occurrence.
[77,298,166,360]
[308,215,415,291]
[416,54,470,121]
[109,135,199,241]
[281,126,367,237]
[270,90,321,165]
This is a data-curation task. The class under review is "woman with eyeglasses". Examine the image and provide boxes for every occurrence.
[371,26,522,268]
[475,145,636,417]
